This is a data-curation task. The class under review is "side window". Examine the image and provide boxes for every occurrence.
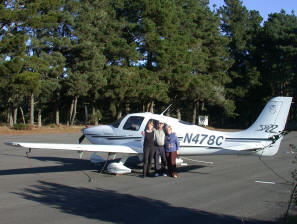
[123,116,144,131]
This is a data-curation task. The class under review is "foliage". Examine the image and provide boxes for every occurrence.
[0,0,296,127]
[13,123,33,130]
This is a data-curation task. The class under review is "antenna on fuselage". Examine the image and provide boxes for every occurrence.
[160,104,172,115]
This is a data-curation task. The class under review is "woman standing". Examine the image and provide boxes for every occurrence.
[165,125,179,178]
[142,121,155,177]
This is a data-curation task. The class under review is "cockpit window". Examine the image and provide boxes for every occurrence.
[123,116,144,131]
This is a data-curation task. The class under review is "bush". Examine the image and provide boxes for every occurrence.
[49,123,58,128]
[13,123,33,130]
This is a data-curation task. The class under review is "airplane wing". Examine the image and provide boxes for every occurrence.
[5,142,142,154]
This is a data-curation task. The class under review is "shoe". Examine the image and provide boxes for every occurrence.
[162,173,167,177]
[154,173,159,177]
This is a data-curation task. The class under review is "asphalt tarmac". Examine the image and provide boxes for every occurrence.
[0,132,297,224]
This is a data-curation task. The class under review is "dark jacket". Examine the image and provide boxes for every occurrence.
[143,130,154,148]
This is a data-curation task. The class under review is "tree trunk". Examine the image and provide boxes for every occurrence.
[201,101,205,111]
[84,104,88,124]
[55,92,60,126]
[145,103,150,112]
[9,113,13,127]
[68,99,74,126]
[13,107,18,125]
[92,106,99,126]
[55,108,60,126]
[70,96,78,126]
[7,111,10,124]
[7,98,11,125]
[192,101,199,125]
[125,103,130,114]
[176,108,181,120]
[37,109,42,128]
[116,110,122,120]
[29,93,34,126]
[8,106,13,127]
[149,101,154,113]
[20,107,25,124]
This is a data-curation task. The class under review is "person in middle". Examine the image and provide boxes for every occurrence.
[154,120,167,177]
[142,121,155,177]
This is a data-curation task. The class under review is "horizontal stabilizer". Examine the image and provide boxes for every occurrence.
[222,141,267,151]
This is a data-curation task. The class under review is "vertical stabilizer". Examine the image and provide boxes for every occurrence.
[242,97,292,139]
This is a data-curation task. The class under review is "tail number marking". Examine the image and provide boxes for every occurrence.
[184,133,224,146]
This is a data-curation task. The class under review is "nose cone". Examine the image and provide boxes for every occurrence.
[83,125,114,136]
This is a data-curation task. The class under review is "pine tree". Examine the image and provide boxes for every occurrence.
[177,0,233,122]
[260,10,297,121]
[0,1,30,126]
[219,0,262,127]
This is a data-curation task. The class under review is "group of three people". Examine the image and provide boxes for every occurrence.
[142,120,179,178]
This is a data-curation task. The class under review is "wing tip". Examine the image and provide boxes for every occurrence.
[4,142,21,147]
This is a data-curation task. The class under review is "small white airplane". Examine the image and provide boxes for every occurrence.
[5,96,292,174]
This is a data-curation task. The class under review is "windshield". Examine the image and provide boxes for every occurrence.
[112,117,124,128]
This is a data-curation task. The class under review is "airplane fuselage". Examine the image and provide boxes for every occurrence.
[5,97,292,175]
[83,112,276,156]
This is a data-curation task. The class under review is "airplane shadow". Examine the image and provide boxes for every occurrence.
[14,181,275,224]
[0,156,209,176]
[0,157,96,176]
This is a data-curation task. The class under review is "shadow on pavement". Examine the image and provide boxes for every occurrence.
[14,181,275,224]
[0,157,95,175]
[0,156,207,176]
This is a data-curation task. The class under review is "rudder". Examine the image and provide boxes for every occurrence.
[243,96,292,139]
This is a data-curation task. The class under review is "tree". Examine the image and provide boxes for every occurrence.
[68,0,119,124]
[13,70,40,125]
[128,0,192,118]
[219,0,262,127]
[176,0,233,122]
[103,0,141,117]
[259,10,297,121]
[138,69,169,112]
[105,66,139,119]
[64,72,90,126]
[0,56,27,126]
[0,1,31,126]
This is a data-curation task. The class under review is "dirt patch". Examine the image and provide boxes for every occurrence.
[0,125,85,135]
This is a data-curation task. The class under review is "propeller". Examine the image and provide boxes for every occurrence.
[77,134,85,158]
[78,134,85,144]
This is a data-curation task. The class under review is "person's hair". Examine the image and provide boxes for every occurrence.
[147,121,154,129]
[165,125,172,134]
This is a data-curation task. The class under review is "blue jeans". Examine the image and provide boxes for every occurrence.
[154,145,167,174]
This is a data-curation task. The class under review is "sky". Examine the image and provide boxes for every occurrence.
[208,0,297,21]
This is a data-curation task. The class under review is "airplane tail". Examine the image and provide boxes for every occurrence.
[239,96,292,156]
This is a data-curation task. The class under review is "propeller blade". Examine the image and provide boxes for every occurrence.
[78,135,85,144]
